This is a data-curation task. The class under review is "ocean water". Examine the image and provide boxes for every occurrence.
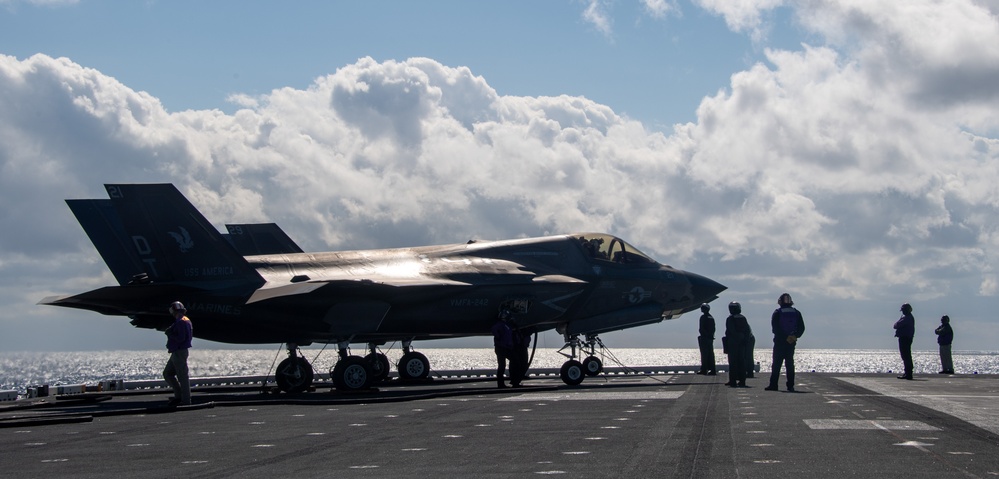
[2,348,997,393]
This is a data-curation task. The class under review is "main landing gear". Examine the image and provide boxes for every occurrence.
[326,340,431,391]
[273,342,380,393]
[396,340,431,381]
[273,341,434,393]
[329,341,410,392]
[556,334,605,386]
[328,342,373,392]
[275,343,314,394]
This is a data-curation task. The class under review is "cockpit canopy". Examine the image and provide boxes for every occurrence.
[572,233,658,266]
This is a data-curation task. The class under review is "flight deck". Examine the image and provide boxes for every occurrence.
[3,372,999,478]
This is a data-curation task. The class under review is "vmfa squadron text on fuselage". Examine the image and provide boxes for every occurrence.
[41,184,726,392]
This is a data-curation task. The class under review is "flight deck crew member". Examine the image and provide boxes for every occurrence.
[765,293,805,392]
[724,301,752,387]
[935,315,954,374]
[894,303,915,380]
[492,310,515,388]
[510,326,531,387]
[164,301,193,406]
[696,303,716,375]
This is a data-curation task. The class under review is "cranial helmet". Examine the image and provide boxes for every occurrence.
[700,303,710,313]
[728,301,741,314]
[900,303,912,314]
[778,293,793,307]
[168,301,186,315]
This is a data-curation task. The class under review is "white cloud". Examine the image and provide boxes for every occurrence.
[2,0,998,350]
[642,0,678,19]
[795,1,999,124]
[694,0,785,42]
[582,0,614,37]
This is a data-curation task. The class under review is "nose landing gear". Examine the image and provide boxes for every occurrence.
[556,334,605,386]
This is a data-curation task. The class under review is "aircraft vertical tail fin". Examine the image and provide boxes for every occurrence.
[66,199,147,286]
[103,184,264,287]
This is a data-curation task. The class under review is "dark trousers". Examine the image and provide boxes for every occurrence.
[697,336,715,373]
[495,347,511,386]
[509,345,529,385]
[939,344,953,373]
[727,345,746,385]
[768,340,796,388]
[898,336,914,377]
[163,348,191,404]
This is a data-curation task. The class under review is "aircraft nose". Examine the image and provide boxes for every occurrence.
[686,271,726,303]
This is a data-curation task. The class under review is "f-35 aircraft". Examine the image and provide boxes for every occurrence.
[41,184,726,392]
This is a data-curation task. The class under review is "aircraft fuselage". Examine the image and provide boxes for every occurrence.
[120,234,719,346]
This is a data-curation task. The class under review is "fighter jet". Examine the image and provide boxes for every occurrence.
[41,184,726,392]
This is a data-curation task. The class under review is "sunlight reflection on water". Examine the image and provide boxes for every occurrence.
[2,348,997,392]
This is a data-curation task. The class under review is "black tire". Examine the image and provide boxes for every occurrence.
[560,360,585,386]
[275,356,314,393]
[331,355,372,391]
[397,351,430,380]
[365,352,391,382]
[582,356,603,376]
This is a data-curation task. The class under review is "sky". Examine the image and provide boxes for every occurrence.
[1,0,998,354]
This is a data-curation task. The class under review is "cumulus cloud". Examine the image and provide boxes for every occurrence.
[2,0,998,349]
[694,0,785,42]
[803,2,999,122]
[673,1,999,306]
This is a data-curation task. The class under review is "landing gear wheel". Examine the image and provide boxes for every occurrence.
[275,356,314,393]
[582,356,603,376]
[331,356,372,391]
[365,352,390,382]
[397,351,430,381]
[560,360,585,386]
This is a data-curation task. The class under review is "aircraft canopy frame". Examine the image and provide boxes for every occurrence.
[572,233,658,266]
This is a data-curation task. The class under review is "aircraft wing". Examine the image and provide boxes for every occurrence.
[247,272,587,304]
[245,277,475,304]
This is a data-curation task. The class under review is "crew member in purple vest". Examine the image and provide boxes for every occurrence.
[765,293,805,392]
[164,301,193,406]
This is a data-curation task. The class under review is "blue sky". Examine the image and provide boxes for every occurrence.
[2,0,999,357]
[2,1,772,128]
